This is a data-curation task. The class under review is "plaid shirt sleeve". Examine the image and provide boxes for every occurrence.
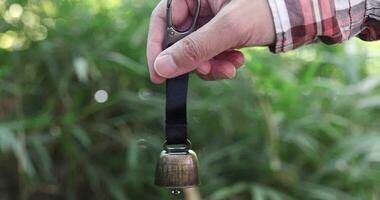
[268,0,380,53]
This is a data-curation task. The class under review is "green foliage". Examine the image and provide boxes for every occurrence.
[0,0,379,199]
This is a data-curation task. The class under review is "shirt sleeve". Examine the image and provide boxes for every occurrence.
[268,0,380,53]
[359,0,380,41]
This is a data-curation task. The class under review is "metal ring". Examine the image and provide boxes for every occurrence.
[163,139,192,153]
[166,0,200,31]
[164,0,201,47]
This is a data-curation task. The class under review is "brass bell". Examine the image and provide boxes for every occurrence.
[155,143,200,188]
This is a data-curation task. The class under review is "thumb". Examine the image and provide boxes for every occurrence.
[154,13,238,78]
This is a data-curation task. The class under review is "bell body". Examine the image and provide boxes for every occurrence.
[155,149,200,188]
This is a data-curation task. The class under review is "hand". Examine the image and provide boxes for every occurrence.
[147,0,275,84]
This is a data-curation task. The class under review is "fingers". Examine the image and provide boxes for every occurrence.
[201,59,237,81]
[147,0,189,84]
[197,50,245,81]
[147,1,166,84]
[153,10,239,79]
[196,61,211,75]
[148,0,274,83]
[215,50,245,69]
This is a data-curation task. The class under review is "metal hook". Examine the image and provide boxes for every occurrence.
[164,0,201,48]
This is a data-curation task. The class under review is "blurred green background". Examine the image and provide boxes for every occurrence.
[0,0,380,199]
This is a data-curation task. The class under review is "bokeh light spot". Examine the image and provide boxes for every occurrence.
[94,90,109,103]
[22,11,39,27]
[9,4,23,18]
[73,57,89,83]
[42,0,57,16]
[0,31,17,49]
[137,139,148,149]
[28,25,48,41]
[0,1,6,14]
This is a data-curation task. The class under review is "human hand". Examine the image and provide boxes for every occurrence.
[147,0,275,84]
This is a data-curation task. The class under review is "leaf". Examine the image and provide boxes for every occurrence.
[303,183,353,200]
[0,127,17,152]
[71,126,91,148]
[104,52,146,75]
[251,184,294,200]
[29,135,53,180]
[209,183,249,200]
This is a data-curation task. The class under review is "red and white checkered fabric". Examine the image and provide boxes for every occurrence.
[268,0,380,53]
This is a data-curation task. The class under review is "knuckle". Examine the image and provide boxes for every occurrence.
[150,1,164,20]
[150,7,159,20]
[182,37,203,62]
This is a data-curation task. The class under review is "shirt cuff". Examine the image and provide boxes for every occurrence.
[267,0,366,53]
[359,0,380,41]
[267,0,298,53]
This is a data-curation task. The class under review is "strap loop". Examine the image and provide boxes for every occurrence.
[164,0,201,145]
[165,74,188,145]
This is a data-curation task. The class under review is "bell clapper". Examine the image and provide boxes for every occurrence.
[169,188,184,200]
[171,188,182,195]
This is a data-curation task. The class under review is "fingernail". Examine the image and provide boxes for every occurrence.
[198,62,210,75]
[154,55,178,78]
[236,55,245,66]
[223,67,236,79]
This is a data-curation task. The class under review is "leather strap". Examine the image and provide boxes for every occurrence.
[165,74,188,145]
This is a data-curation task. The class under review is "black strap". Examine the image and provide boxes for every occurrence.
[165,74,188,145]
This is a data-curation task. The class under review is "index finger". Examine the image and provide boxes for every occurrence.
[147,0,190,84]
[147,1,166,84]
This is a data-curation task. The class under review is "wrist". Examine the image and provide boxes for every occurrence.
[256,0,276,46]
[242,0,276,47]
